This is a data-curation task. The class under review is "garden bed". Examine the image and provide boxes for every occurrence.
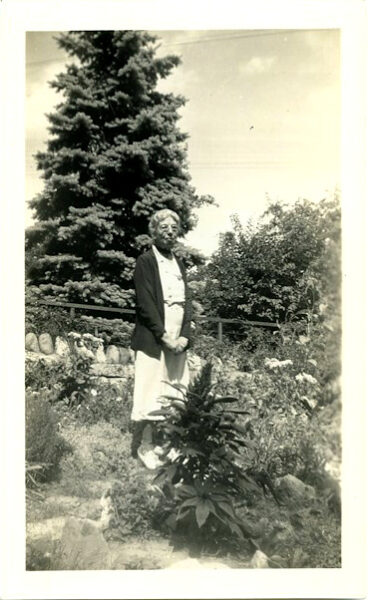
[25,322,341,571]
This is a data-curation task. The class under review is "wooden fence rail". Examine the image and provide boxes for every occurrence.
[37,300,279,342]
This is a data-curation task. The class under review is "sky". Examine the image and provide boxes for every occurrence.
[26,29,340,256]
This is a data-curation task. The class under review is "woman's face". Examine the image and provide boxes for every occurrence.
[153,216,179,251]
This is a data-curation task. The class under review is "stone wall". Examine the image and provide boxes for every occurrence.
[25,331,134,365]
[25,330,203,382]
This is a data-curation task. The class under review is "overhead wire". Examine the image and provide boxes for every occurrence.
[26,28,330,67]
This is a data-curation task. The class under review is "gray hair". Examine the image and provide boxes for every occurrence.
[148,209,181,237]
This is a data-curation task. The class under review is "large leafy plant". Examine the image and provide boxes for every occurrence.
[152,363,261,554]
[25,353,93,407]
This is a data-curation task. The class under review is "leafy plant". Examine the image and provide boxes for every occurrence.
[152,363,263,554]
[25,358,65,395]
[26,391,72,482]
[25,353,94,407]
[57,354,94,407]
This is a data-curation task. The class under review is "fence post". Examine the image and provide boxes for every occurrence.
[217,321,223,343]
[70,307,75,319]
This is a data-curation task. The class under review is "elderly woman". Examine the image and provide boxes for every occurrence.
[130,209,191,468]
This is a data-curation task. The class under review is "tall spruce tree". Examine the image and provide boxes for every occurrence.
[26,31,212,309]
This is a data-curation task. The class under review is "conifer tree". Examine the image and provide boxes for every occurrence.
[26,31,212,309]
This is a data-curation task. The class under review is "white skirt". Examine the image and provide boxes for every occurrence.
[131,303,190,422]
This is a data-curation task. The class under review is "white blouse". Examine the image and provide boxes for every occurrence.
[152,245,185,305]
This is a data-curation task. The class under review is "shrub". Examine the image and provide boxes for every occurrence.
[197,196,340,326]
[151,363,264,555]
[25,354,94,407]
[26,391,72,482]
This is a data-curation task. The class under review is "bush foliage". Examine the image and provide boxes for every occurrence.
[195,195,340,326]
[26,391,72,482]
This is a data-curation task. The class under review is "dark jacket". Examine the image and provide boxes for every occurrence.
[130,248,192,359]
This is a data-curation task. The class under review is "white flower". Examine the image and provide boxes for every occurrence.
[308,359,317,367]
[264,358,293,369]
[303,373,318,385]
[301,395,317,409]
[67,331,81,340]
[295,372,318,385]
[90,389,97,397]
[280,359,293,367]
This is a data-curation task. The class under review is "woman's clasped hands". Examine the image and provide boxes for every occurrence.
[161,332,188,354]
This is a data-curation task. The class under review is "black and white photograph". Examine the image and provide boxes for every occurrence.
[1,1,367,598]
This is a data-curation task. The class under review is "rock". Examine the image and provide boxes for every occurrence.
[106,345,120,364]
[275,474,316,505]
[57,517,111,570]
[118,347,131,365]
[249,549,269,568]
[55,336,70,357]
[99,489,115,530]
[124,364,135,377]
[269,519,296,548]
[25,332,40,353]
[38,333,54,355]
[95,342,106,364]
[26,351,60,365]
[75,342,94,359]
[90,364,127,377]
[82,334,105,362]
[66,332,81,354]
